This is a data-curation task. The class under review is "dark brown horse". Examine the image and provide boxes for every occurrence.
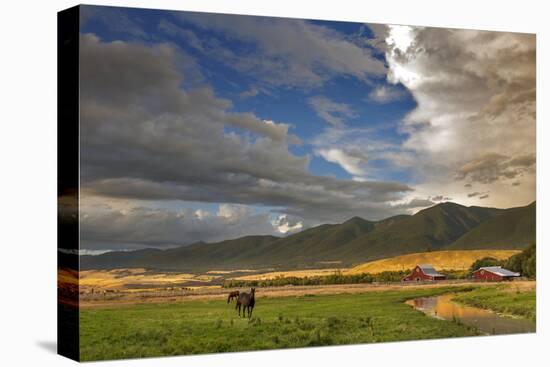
[236,288,256,318]
[227,290,240,303]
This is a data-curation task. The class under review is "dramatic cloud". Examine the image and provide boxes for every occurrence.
[79,33,413,249]
[364,23,390,52]
[384,25,536,207]
[80,201,279,250]
[455,153,536,184]
[76,13,535,251]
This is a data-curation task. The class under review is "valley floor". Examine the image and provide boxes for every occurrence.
[79,285,474,361]
[79,281,535,361]
[78,279,533,309]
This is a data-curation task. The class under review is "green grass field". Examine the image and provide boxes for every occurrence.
[453,285,536,321]
[80,286,481,361]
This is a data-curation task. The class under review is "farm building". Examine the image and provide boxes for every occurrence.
[403,264,446,281]
[472,266,520,281]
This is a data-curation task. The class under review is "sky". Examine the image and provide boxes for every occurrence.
[76,5,536,252]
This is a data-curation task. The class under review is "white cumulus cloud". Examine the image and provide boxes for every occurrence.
[316,148,368,176]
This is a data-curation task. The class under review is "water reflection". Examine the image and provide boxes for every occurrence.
[406,294,535,335]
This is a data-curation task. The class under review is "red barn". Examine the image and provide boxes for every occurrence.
[403,264,446,281]
[472,266,520,281]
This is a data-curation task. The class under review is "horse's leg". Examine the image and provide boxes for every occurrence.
[249,306,253,319]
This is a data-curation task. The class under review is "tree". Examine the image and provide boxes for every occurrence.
[470,257,503,272]
[505,243,536,279]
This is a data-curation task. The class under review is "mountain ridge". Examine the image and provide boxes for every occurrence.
[80,201,536,271]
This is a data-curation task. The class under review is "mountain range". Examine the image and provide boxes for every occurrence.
[80,201,536,271]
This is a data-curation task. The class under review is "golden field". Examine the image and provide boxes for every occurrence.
[229,250,520,280]
[78,268,220,292]
[63,248,528,309]
[346,250,520,274]
[232,268,342,281]
[64,250,520,295]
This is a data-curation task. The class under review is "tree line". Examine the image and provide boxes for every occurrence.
[469,243,536,279]
[223,269,469,288]
[223,244,536,288]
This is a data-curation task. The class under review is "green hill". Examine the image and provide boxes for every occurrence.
[448,202,535,249]
[337,202,503,261]
[252,216,377,266]
[81,235,280,270]
[80,201,535,271]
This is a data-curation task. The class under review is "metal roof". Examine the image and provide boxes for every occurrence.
[418,264,445,277]
[478,266,520,277]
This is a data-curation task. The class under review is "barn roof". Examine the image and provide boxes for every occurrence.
[418,264,445,277]
[478,266,520,277]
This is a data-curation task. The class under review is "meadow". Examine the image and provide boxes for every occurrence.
[76,246,536,361]
[452,284,536,320]
[80,285,480,361]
